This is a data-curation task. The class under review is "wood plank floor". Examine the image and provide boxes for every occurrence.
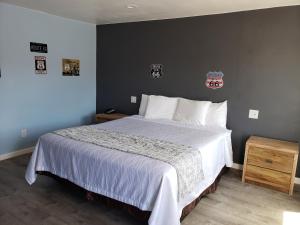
[0,154,299,225]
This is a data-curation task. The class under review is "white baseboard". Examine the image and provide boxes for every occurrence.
[231,162,300,185]
[0,147,34,161]
[232,163,243,170]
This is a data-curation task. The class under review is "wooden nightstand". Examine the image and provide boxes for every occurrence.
[242,136,299,195]
[95,113,128,123]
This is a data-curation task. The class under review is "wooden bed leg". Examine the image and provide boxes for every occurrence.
[86,191,95,201]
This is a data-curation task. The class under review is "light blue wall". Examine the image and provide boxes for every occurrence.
[0,3,96,154]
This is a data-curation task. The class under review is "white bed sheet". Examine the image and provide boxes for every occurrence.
[26,115,233,225]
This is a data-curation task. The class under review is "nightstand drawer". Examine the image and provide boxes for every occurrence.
[245,165,291,193]
[247,146,294,173]
[243,136,298,195]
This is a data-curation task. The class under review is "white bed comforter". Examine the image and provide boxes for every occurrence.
[26,115,233,225]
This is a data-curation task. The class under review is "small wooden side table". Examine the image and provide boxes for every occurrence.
[242,136,299,195]
[95,113,128,123]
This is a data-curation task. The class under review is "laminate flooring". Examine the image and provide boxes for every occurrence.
[0,154,299,225]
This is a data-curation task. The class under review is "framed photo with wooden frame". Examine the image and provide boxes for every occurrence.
[62,58,80,76]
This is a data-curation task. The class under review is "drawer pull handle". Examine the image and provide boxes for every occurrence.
[265,159,273,164]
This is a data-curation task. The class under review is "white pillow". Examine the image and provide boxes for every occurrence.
[173,98,211,126]
[205,101,227,128]
[144,95,178,120]
[138,94,149,116]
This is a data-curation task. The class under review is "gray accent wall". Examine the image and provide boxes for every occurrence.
[97,6,300,175]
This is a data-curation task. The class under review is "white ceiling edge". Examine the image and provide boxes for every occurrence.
[108,2,300,25]
[1,0,300,25]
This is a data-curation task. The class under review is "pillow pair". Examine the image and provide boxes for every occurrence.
[139,94,227,128]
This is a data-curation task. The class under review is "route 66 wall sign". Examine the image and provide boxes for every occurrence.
[205,71,224,89]
[35,56,47,74]
[150,64,163,79]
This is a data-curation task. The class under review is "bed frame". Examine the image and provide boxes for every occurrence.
[37,166,228,222]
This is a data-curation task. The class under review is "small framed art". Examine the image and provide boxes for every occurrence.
[62,58,80,76]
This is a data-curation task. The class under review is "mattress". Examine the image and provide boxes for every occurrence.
[26,115,233,225]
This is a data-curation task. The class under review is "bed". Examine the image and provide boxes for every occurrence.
[26,115,232,225]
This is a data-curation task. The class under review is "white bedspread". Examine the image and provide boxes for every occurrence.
[25,115,233,225]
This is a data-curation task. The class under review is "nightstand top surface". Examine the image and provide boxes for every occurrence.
[247,136,299,153]
[96,113,127,120]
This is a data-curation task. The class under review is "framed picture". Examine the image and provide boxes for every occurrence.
[62,58,80,76]
[35,56,47,74]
